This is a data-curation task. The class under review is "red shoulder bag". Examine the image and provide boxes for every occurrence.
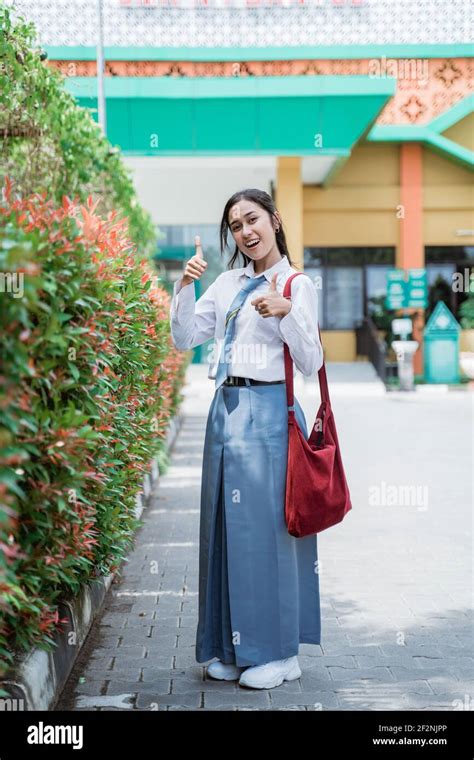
[283,272,353,537]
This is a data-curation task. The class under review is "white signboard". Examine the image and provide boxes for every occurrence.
[392,318,412,338]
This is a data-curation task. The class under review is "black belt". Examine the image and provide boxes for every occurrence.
[223,376,285,386]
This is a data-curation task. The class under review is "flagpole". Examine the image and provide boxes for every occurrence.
[96,0,107,135]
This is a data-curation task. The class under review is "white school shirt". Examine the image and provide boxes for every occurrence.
[169,255,324,385]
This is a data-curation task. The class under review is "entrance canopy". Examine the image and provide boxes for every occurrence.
[67,75,395,172]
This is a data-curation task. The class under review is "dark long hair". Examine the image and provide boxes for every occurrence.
[219,188,296,270]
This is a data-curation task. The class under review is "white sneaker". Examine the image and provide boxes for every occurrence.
[239,656,301,689]
[207,660,246,681]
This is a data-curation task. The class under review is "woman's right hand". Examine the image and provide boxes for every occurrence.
[181,235,208,286]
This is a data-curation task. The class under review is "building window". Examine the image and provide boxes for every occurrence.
[326,267,364,329]
[304,247,395,330]
[425,247,474,320]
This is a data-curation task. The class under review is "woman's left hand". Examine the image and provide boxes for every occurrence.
[251,273,292,318]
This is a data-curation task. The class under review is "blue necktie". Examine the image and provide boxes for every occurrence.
[215,274,266,389]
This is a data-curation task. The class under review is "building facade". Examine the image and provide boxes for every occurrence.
[9,0,474,369]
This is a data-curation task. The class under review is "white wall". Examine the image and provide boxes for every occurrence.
[123,156,277,225]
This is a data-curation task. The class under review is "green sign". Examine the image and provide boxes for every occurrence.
[407,268,428,308]
[385,269,406,309]
[424,302,461,384]
[385,268,427,309]
[424,301,460,335]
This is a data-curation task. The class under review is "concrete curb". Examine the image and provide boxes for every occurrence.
[134,411,184,522]
[0,410,185,712]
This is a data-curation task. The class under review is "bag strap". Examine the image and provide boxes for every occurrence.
[282,272,330,412]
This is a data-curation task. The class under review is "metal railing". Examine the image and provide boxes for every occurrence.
[355,317,390,383]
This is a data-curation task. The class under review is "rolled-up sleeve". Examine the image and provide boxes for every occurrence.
[170,276,217,350]
[277,275,324,377]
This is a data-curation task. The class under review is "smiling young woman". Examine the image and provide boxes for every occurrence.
[170,188,324,690]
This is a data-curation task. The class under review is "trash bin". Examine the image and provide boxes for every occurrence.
[424,302,461,384]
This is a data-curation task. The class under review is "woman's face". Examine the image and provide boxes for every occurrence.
[228,199,278,261]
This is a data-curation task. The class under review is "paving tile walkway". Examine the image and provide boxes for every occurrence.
[56,364,473,711]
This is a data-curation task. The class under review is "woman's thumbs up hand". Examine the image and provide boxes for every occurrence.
[182,235,208,287]
[194,235,204,259]
[251,273,292,318]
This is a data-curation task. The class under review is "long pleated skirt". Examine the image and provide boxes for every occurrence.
[195,382,321,667]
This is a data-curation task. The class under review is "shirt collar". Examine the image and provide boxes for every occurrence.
[241,255,291,284]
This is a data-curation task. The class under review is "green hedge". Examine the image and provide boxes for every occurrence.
[0,4,156,257]
[0,186,188,676]
[0,3,192,683]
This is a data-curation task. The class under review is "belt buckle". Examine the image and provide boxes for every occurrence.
[226,376,235,386]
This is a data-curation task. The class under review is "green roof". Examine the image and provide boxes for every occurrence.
[66,74,395,157]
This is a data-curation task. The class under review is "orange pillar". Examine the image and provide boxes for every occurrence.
[398,143,425,376]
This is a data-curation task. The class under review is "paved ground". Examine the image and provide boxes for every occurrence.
[56,363,473,711]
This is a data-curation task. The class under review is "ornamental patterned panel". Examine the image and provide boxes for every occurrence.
[50,57,474,125]
[6,0,473,46]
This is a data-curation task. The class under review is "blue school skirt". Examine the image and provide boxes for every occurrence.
[195,381,321,667]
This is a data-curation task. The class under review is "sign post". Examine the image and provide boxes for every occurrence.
[386,268,427,390]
